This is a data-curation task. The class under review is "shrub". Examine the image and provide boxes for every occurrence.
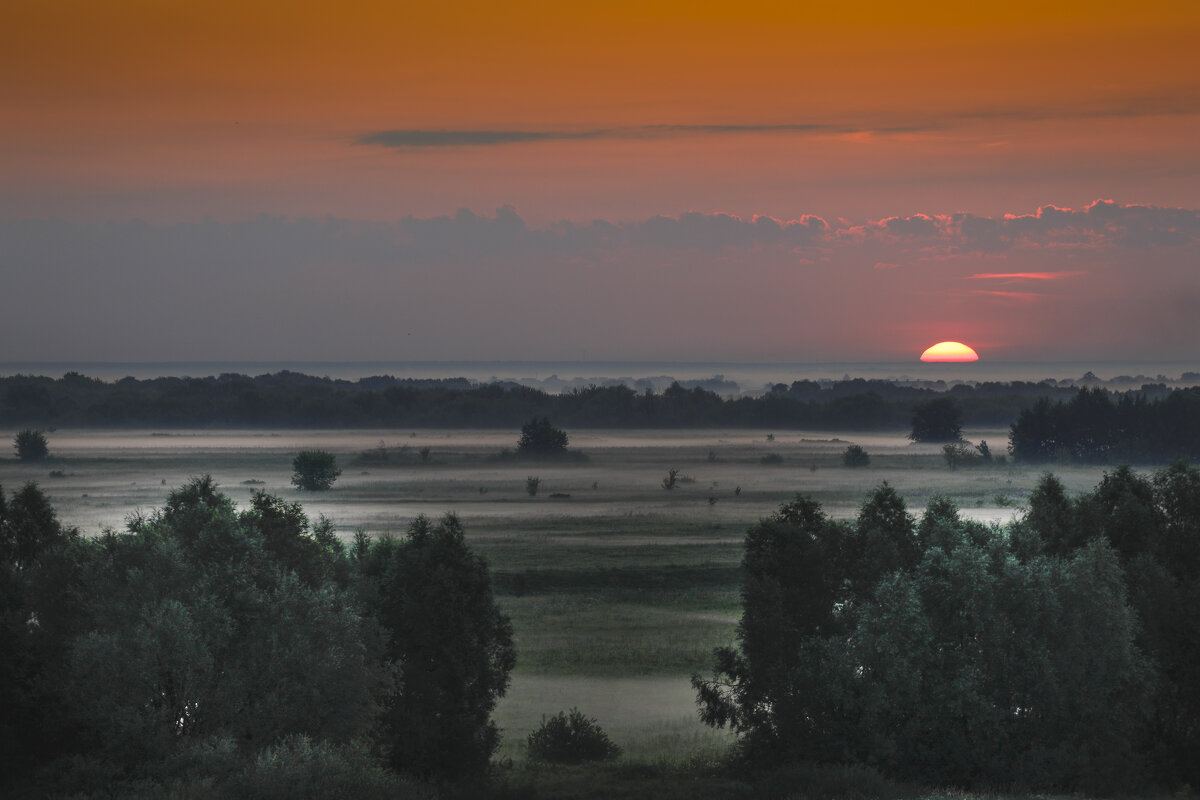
[662,469,679,490]
[234,736,427,800]
[526,709,621,764]
[942,440,993,469]
[525,476,540,497]
[14,429,49,461]
[358,441,391,463]
[842,445,870,468]
[291,450,341,491]
[760,453,784,465]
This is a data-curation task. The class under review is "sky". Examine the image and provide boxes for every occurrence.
[2,1,1199,365]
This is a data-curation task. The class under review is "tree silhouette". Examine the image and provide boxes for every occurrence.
[910,397,963,442]
[516,416,568,456]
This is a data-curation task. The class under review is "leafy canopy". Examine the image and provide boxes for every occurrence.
[291,450,341,491]
[13,429,49,461]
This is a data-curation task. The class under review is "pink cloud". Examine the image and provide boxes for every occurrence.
[965,271,1087,281]
[968,290,1045,302]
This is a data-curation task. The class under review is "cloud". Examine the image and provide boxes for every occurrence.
[965,271,1087,281]
[357,91,1200,150]
[967,290,1046,302]
[357,130,604,147]
[2,200,1198,362]
[830,200,1200,254]
[356,122,892,149]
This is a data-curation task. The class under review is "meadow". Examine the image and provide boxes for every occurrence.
[0,426,1122,792]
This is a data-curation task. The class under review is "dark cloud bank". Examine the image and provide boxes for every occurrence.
[2,201,1197,362]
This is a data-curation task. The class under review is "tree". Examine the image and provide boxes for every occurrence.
[3,478,394,796]
[13,429,49,462]
[354,515,515,780]
[909,397,963,442]
[842,444,870,468]
[291,450,341,491]
[516,416,569,457]
[695,483,1155,791]
[852,482,918,593]
[1026,472,1079,555]
[693,495,860,764]
[0,482,73,569]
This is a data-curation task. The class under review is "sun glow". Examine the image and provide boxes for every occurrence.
[920,341,979,362]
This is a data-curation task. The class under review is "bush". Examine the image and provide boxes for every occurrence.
[525,476,540,497]
[291,450,341,490]
[14,429,49,461]
[842,445,870,468]
[760,453,784,465]
[234,736,428,800]
[526,708,621,764]
[942,440,992,469]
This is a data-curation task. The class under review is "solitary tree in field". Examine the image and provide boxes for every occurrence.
[291,450,341,491]
[13,429,49,462]
[842,445,870,468]
[516,416,569,457]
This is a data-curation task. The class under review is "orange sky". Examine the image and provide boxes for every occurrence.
[4,0,1198,222]
[2,2,1199,363]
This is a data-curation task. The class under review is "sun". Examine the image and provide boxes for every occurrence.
[920,341,979,362]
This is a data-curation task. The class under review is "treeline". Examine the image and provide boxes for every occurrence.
[695,463,1200,793]
[0,478,513,798]
[0,370,1103,429]
[1010,387,1200,462]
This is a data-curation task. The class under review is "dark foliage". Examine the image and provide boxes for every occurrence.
[0,478,513,797]
[526,708,621,764]
[1010,387,1200,462]
[516,416,569,456]
[841,445,870,468]
[909,397,963,441]
[291,450,341,490]
[1019,461,1200,785]
[0,371,1107,431]
[13,429,49,461]
[354,514,516,781]
[694,468,1200,792]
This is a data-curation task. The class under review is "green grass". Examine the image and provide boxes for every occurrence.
[501,590,738,676]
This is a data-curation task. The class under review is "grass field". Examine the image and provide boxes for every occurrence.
[0,426,1121,776]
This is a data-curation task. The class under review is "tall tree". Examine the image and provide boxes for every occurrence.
[355,514,515,780]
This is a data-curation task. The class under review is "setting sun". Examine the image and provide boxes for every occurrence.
[920,341,979,362]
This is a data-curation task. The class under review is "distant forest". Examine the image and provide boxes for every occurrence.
[0,370,1179,431]
[1009,387,1200,463]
